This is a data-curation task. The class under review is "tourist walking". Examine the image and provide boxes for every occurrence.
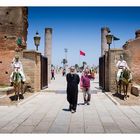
[66,66,80,113]
[81,68,92,105]
[51,68,55,80]
[62,68,66,76]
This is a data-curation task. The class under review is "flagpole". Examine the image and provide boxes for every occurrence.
[79,49,81,67]
[79,50,86,68]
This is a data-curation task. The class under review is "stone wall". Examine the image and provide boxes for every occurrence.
[99,48,123,92]
[108,49,123,92]
[123,38,140,85]
[0,7,28,86]
[0,7,28,51]
[101,43,140,92]
[100,28,140,92]
[23,50,41,92]
[0,50,15,85]
[0,7,44,92]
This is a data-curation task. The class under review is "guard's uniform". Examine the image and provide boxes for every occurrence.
[116,60,131,82]
[10,58,26,82]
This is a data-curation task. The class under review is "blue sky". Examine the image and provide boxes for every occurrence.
[27,7,140,67]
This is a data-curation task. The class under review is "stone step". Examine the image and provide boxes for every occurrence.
[131,85,140,96]
[0,86,14,96]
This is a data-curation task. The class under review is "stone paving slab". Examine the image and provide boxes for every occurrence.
[0,91,140,133]
[0,73,140,133]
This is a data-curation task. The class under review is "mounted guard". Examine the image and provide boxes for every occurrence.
[116,54,132,100]
[116,54,132,82]
[10,55,26,86]
[10,55,26,100]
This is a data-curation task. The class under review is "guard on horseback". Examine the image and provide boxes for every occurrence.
[116,54,132,100]
[116,54,131,82]
[10,55,26,86]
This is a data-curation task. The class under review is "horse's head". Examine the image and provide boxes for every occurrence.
[122,68,131,80]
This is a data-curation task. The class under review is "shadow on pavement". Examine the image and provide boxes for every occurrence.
[55,90,98,94]
[55,90,66,94]
[90,90,98,94]
[77,103,85,105]
[112,92,124,100]
[9,94,24,101]
[62,108,70,112]
[95,86,101,90]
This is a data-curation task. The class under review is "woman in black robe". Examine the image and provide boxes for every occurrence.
[66,66,80,113]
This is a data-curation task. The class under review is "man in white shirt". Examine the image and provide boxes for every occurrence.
[10,55,26,85]
[116,54,130,82]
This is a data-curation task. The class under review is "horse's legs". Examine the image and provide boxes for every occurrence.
[119,81,122,94]
[16,85,19,101]
[18,83,22,100]
[19,83,24,100]
[14,85,18,101]
[126,84,129,98]
[123,84,126,99]
[123,84,128,100]
[116,81,121,94]
[116,81,119,93]
[125,85,128,100]
[21,83,24,95]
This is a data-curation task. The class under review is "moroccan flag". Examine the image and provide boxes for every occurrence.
[80,50,85,56]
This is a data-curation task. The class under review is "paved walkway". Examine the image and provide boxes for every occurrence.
[0,73,140,133]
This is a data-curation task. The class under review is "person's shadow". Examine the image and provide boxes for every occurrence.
[112,92,124,100]
[62,108,70,112]
[62,102,85,112]
[9,94,24,101]
[77,103,85,105]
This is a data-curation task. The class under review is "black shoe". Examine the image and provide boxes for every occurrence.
[84,101,87,105]
[87,102,90,105]
[69,105,72,111]
[84,102,87,105]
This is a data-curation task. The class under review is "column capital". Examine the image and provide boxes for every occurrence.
[45,28,53,34]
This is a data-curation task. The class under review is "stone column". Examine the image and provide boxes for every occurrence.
[101,27,110,56]
[44,28,52,83]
